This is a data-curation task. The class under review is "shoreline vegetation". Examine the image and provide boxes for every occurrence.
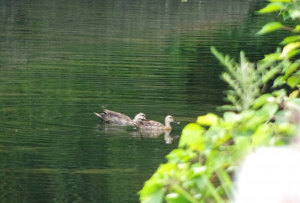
[139,0,300,202]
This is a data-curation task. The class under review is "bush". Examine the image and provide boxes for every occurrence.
[139,0,300,202]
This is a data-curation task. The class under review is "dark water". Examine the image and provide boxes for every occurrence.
[0,0,283,202]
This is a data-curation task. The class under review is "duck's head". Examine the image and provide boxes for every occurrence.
[133,113,146,122]
[165,115,180,124]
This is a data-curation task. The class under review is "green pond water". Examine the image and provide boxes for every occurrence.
[0,0,284,202]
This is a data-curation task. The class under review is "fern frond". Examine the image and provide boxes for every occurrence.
[212,46,283,112]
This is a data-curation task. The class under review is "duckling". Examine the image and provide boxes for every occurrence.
[134,115,179,131]
[94,109,146,126]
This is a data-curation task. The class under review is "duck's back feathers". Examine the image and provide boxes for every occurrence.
[133,115,178,131]
[134,119,167,131]
[140,120,165,128]
[94,109,132,124]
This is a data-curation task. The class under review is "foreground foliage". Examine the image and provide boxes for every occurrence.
[139,0,300,202]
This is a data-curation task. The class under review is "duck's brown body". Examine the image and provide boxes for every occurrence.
[94,109,146,126]
[134,115,179,131]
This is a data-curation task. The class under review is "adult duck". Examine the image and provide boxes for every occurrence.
[134,115,179,131]
[94,109,146,126]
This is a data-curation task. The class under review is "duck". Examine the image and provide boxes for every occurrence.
[94,109,146,126]
[134,115,179,131]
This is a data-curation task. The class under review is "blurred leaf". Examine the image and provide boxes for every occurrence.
[171,184,199,203]
[263,68,281,83]
[139,181,166,203]
[289,90,300,98]
[260,102,279,117]
[216,168,233,200]
[282,10,290,20]
[287,49,300,58]
[280,36,300,45]
[167,149,197,163]
[272,88,287,97]
[252,124,272,146]
[240,110,256,120]
[287,74,300,88]
[257,22,282,35]
[257,2,283,14]
[206,126,231,145]
[276,123,297,135]
[273,76,286,88]
[284,62,299,78]
[165,193,190,203]
[179,123,205,151]
[156,163,177,175]
[197,113,221,126]
[294,25,300,31]
[281,60,292,73]
[252,94,273,109]
[262,53,281,61]
[191,164,207,176]
[223,112,240,122]
[280,42,300,58]
[217,105,237,112]
[274,110,288,124]
[234,136,252,152]
[289,10,300,19]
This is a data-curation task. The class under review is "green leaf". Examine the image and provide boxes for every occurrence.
[280,42,300,58]
[272,88,287,97]
[252,124,272,146]
[170,184,200,203]
[263,68,281,83]
[165,193,190,203]
[191,164,207,175]
[289,10,300,19]
[156,163,177,175]
[223,112,240,122]
[284,62,299,78]
[280,36,300,45]
[287,49,300,58]
[252,94,273,109]
[281,61,292,73]
[294,25,300,32]
[197,113,220,126]
[276,122,297,135]
[240,110,256,120]
[287,74,300,88]
[257,22,282,35]
[262,53,281,61]
[261,103,279,117]
[139,180,167,203]
[179,123,205,151]
[272,76,286,88]
[282,10,290,20]
[289,90,300,98]
[257,2,283,14]
[205,125,229,145]
[166,149,197,163]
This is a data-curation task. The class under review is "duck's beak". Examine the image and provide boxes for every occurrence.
[172,120,180,124]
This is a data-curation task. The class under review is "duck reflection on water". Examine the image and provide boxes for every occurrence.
[130,130,178,144]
